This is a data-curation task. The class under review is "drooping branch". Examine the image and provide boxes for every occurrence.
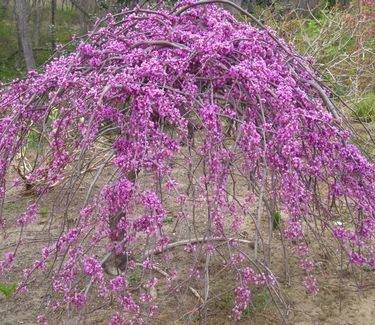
[143,237,254,258]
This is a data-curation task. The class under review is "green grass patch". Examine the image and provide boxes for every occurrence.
[353,94,375,123]
[128,270,141,287]
[39,207,49,218]
[0,282,17,297]
[272,211,282,230]
[162,216,174,225]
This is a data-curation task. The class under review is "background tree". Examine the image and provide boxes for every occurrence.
[15,0,35,70]
[31,0,42,47]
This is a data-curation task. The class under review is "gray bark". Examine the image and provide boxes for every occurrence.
[51,0,56,50]
[15,0,36,71]
[32,0,42,47]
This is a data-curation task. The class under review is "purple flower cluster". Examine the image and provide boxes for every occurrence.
[0,252,15,277]
[16,203,39,226]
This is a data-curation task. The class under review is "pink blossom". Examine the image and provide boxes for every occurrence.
[110,276,128,291]
[37,315,48,325]
[16,203,39,226]
[304,275,319,295]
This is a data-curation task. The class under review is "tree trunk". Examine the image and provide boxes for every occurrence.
[15,0,36,71]
[32,0,41,47]
[51,0,56,50]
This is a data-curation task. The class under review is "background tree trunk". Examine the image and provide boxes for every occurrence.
[51,0,56,50]
[32,0,41,47]
[15,0,35,71]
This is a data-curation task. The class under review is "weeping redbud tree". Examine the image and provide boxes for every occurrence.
[0,1,374,323]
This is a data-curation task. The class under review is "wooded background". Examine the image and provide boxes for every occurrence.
[0,0,371,86]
